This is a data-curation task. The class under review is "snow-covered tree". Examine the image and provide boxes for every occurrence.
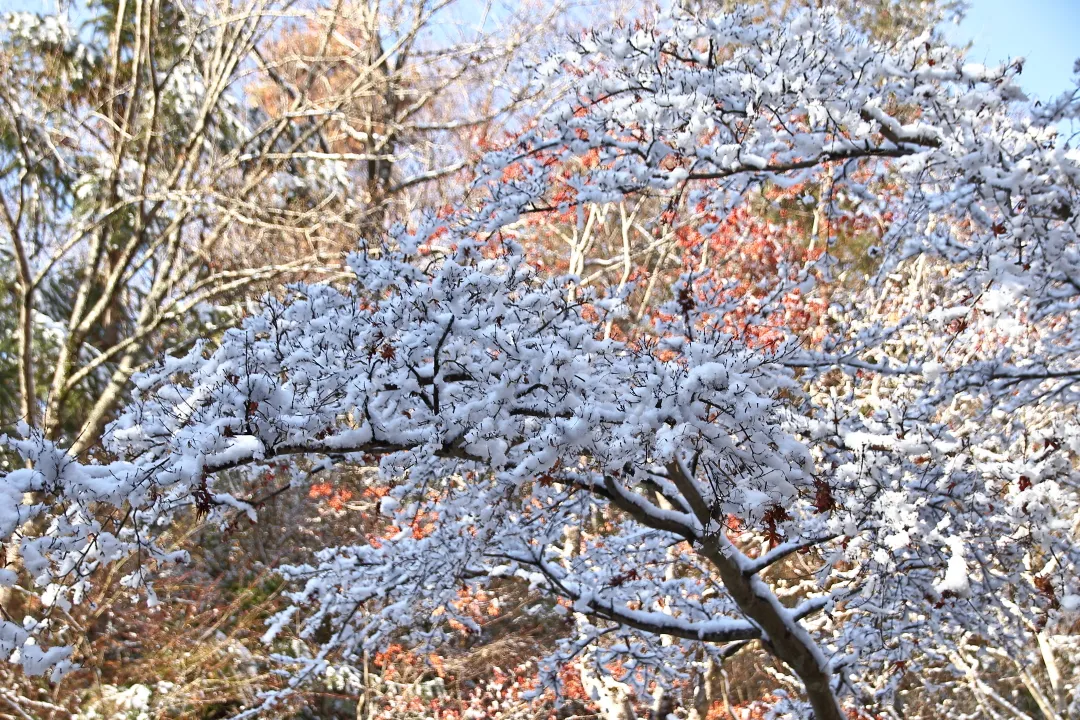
[2,7,1079,719]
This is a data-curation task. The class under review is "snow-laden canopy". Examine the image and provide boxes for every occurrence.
[3,8,1080,718]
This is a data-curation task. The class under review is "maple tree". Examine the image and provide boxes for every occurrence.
[2,6,1080,719]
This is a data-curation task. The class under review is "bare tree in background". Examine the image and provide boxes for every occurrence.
[248,0,581,246]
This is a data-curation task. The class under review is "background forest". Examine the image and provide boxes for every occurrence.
[1,0,1078,719]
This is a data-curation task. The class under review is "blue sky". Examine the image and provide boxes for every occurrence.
[947,0,1079,102]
